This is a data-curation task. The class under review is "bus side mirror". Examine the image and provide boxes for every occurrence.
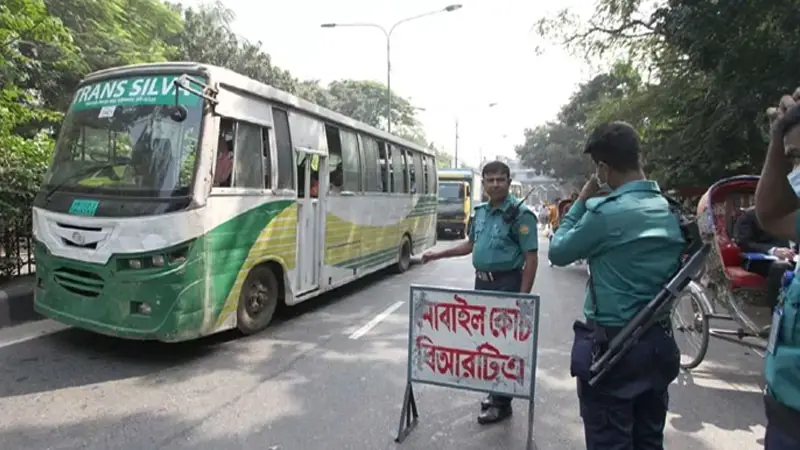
[464,184,470,198]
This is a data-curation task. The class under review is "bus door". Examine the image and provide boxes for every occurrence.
[295,149,327,294]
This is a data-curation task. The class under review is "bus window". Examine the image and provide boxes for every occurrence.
[232,121,265,189]
[378,142,390,192]
[361,135,380,192]
[421,155,429,194]
[271,108,294,190]
[340,129,361,192]
[412,152,422,194]
[324,124,344,194]
[391,145,404,193]
[426,157,436,194]
[214,119,234,187]
[402,148,411,193]
[261,128,272,189]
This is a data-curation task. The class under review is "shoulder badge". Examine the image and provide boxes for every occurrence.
[519,224,530,235]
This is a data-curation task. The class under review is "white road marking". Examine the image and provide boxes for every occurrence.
[0,320,70,349]
[348,301,405,340]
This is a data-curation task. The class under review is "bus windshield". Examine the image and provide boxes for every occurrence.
[44,74,204,198]
[439,182,464,202]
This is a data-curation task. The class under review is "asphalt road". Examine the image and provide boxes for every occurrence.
[0,236,769,450]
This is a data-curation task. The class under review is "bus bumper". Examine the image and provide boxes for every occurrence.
[437,220,466,236]
[32,243,208,342]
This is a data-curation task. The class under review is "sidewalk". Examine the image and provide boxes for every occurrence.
[0,275,39,327]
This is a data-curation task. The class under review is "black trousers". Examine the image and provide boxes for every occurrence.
[474,269,523,407]
[766,423,800,449]
[578,381,669,450]
[576,325,680,450]
[747,260,794,310]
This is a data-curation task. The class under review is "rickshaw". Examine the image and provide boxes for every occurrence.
[556,198,574,225]
[548,198,582,267]
[671,175,777,369]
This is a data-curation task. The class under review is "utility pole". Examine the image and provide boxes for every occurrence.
[320,5,463,135]
[454,118,459,167]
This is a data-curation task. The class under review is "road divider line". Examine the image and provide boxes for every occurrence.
[348,301,405,340]
[0,320,70,349]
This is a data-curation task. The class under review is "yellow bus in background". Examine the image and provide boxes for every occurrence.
[437,168,482,238]
[510,180,524,199]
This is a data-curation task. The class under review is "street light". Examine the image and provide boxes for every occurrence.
[321,4,463,134]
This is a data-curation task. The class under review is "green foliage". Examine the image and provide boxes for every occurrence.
[515,61,640,185]
[530,0,800,188]
[0,0,431,278]
[0,0,79,277]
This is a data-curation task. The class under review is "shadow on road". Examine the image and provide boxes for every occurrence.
[0,263,418,399]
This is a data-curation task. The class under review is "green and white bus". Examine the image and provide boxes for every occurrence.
[32,62,438,342]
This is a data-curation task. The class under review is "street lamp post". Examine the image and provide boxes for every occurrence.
[321,4,462,134]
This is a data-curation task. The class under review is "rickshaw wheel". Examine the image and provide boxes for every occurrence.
[671,283,710,370]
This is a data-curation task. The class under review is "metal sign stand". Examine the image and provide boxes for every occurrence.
[394,382,419,443]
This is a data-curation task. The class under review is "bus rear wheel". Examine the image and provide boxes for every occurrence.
[393,236,412,273]
[237,265,280,335]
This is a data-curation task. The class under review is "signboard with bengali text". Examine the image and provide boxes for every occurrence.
[407,285,539,398]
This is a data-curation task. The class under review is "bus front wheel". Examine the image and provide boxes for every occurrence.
[237,265,280,335]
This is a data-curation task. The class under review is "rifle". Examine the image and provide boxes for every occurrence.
[587,242,711,387]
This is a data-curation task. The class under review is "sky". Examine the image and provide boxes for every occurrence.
[184,0,596,168]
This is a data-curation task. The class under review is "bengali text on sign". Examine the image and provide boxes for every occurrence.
[407,286,539,397]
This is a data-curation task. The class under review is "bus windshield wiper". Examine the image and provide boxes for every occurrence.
[43,163,121,203]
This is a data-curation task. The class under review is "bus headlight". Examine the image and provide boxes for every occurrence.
[152,255,166,267]
[128,259,143,269]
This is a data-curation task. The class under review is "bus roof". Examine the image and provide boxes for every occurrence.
[79,62,435,157]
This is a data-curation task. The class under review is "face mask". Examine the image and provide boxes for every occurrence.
[787,167,800,197]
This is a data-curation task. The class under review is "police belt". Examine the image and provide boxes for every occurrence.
[475,268,522,282]
[585,317,672,341]
[765,389,800,441]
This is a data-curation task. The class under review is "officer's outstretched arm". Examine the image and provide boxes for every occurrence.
[548,201,605,266]
[433,240,473,260]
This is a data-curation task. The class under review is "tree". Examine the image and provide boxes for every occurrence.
[326,80,419,133]
[43,0,183,113]
[534,0,800,188]
[172,3,427,142]
[172,1,297,93]
[515,61,641,185]
[0,0,80,278]
[427,143,452,168]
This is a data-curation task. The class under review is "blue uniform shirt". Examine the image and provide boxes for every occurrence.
[764,215,800,412]
[469,195,539,272]
[548,180,685,326]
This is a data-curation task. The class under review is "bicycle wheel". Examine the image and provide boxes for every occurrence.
[671,282,710,370]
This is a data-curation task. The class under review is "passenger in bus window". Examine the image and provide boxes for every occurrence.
[214,134,233,187]
[330,165,343,194]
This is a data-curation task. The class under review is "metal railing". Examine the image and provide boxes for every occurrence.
[1,217,35,283]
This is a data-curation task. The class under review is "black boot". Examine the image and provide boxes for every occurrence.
[480,395,494,411]
[477,404,512,425]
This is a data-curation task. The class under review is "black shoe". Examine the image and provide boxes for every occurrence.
[477,405,512,425]
[480,395,494,411]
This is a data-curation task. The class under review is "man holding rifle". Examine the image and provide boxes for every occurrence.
[755,89,800,450]
[549,122,684,450]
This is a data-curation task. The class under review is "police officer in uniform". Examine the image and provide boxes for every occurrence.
[549,122,684,449]
[755,89,800,449]
[422,160,539,424]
